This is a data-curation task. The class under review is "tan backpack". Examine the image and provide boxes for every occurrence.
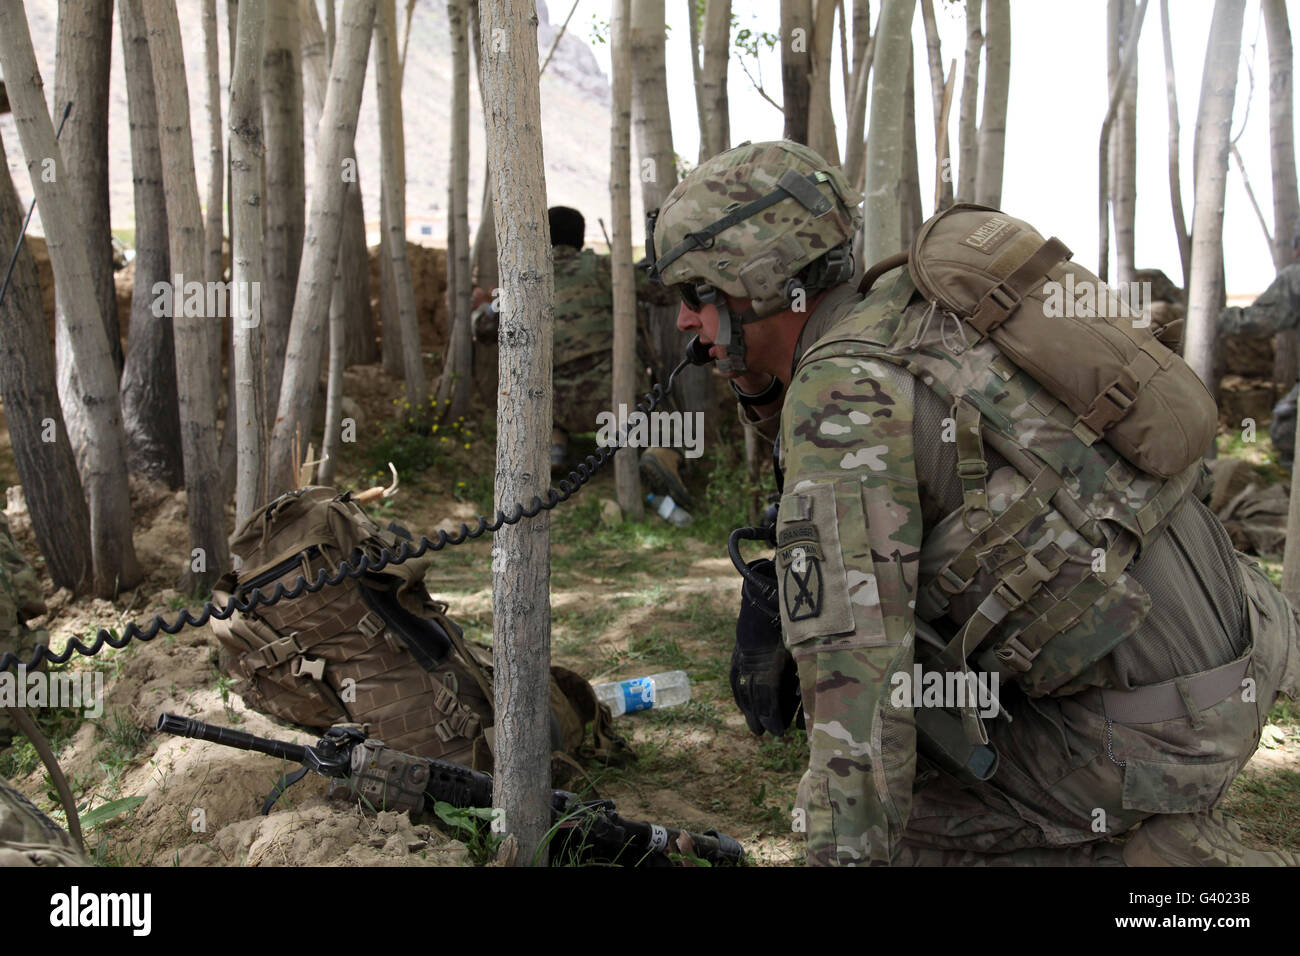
[904,203,1216,478]
[209,487,624,771]
[801,205,1216,702]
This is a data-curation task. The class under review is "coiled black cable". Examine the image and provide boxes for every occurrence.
[1,354,701,673]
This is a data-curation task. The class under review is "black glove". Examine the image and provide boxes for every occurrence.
[730,558,802,736]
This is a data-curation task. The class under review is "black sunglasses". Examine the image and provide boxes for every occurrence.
[677,281,717,312]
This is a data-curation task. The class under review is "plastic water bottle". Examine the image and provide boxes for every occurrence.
[592,671,692,717]
[646,493,692,527]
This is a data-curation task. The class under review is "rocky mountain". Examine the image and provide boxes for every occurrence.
[1,0,627,252]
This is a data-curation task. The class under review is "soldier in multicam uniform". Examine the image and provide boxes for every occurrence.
[0,511,87,865]
[650,140,1300,866]
[474,206,690,499]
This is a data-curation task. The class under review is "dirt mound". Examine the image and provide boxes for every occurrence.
[368,242,451,358]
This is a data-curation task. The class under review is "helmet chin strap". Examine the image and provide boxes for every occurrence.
[699,286,763,374]
[715,299,747,373]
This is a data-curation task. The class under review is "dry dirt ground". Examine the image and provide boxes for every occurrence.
[2,366,1299,867]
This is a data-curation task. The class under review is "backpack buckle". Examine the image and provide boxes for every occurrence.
[291,656,326,682]
[357,611,386,639]
[995,634,1040,673]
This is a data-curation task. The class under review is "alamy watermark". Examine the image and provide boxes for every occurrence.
[49,886,151,936]
[1042,275,1151,327]
[889,665,1000,718]
[151,274,261,327]
[0,666,103,719]
[594,406,705,459]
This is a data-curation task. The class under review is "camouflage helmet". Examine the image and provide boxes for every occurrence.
[648,140,863,317]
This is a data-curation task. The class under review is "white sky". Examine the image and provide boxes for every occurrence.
[572,0,1296,297]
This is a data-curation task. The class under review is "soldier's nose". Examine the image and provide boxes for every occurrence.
[676,303,700,332]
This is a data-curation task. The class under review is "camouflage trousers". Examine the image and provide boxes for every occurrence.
[894,553,1300,865]
[552,352,656,437]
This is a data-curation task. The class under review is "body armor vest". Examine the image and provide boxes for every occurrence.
[796,234,1211,698]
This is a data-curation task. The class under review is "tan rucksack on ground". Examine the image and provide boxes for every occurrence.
[0,777,87,867]
[209,487,624,771]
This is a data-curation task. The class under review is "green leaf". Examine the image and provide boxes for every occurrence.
[433,800,495,833]
[80,795,146,829]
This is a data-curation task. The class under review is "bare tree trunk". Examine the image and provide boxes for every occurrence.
[119,0,183,489]
[1099,0,1148,284]
[226,0,237,285]
[204,0,224,287]
[850,0,871,100]
[327,0,337,61]
[919,0,953,211]
[957,0,981,203]
[469,0,498,291]
[317,238,346,487]
[375,0,425,411]
[1184,0,1246,392]
[143,0,230,591]
[261,0,305,416]
[1160,0,1191,285]
[631,0,677,211]
[1114,1,1139,287]
[480,0,554,867]
[302,0,376,369]
[230,0,267,525]
[842,4,877,191]
[436,0,473,422]
[688,0,708,146]
[781,0,812,144]
[268,0,375,493]
[1264,0,1299,268]
[1263,0,1299,396]
[0,129,92,592]
[973,0,1008,208]
[807,0,841,163]
[900,44,923,245]
[698,0,732,161]
[0,0,142,597]
[377,0,406,379]
[1280,4,1300,605]
[632,0,699,414]
[863,0,916,267]
[207,0,238,502]
[54,0,120,374]
[611,0,643,520]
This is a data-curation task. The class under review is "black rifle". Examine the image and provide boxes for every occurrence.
[156,713,745,867]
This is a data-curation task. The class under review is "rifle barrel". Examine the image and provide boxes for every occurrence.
[156,713,312,764]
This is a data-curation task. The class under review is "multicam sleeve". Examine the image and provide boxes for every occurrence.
[776,355,923,866]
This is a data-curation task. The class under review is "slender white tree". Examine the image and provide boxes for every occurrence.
[230,0,267,526]
[268,0,376,492]
[436,0,474,422]
[0,0,143,597]
[143,0,231,590]
[479,0,555,866]
[1183,0,1246,390]
[863,0,917,267]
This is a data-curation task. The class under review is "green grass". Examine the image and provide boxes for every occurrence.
[1223,768,1300,851]
[755,730,809,774]
[0,661,93,780]
[1217,427,1290,486]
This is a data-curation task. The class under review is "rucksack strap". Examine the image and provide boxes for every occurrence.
[967,236,1071,339]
